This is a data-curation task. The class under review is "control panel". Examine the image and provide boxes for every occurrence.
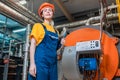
[76,40,101,53]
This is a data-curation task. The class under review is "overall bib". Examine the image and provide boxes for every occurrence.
[28,24,59,80]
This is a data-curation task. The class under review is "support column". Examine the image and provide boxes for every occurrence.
[22,24,31,80]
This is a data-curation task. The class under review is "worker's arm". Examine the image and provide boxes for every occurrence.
[29,38,36,77]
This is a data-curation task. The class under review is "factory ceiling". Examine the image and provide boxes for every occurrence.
[26,0,115,24]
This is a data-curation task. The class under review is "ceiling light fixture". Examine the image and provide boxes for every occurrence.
[18,0,27,5]
[13,28,26,33]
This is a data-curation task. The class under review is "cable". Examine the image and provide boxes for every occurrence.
[99,5,104,76]
[99,0,109,41]
[99,0,104,42]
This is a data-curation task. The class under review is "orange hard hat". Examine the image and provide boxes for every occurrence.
[38,2,55,17]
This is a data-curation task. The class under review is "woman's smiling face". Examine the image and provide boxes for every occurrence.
[42,7,54,19]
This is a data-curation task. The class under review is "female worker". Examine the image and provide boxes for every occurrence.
[28,2,62,80]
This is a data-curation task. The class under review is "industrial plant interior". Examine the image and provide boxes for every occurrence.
[0,0,120,80]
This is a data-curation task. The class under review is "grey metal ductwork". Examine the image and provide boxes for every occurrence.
[0,1,39,26]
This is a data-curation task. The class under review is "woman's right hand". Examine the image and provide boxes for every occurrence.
[29,63,36,77]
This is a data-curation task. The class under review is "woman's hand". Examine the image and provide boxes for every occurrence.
[57,54,62,60]
[61,38,65,45]
[57,38,65,61]
[29,63,36,77]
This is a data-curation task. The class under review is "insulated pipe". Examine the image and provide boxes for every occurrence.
[86,13,117,26]
[2,1,36,22]
[56,4,118,29]
[0,2,35,26]
[22,24,30,80]
[56,13,118,29]
[15,1,42,22]
[1,0,42,22]
[66,20,118,32]
[66,20,118,33]
[86,5,117,25]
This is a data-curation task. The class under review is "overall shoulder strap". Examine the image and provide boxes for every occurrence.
[41,23,46,30]
[41,23,57,33]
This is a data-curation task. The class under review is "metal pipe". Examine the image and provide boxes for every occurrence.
[56,13,118,29]
[18,44,22,57]
[86,5,117,25]
[1,0,42,22]
[0,2,35,26]
[107,4,117,9]
[56,4,118,29]
[67,20,118,32]
[22,24,30,80]
[15,1,42,22]
[15,41,25,45]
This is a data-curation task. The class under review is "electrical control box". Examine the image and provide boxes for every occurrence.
[76,40,101,53]
[79,58,97,71]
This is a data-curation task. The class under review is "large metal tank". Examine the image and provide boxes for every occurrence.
[61,26,120,80]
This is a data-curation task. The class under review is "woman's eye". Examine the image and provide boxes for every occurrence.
[48,9,52,12]
[43,8,52,12]
[43,9,47,12]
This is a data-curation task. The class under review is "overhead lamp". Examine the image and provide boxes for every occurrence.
[18,0,27,5]
[13,28,26,33]
[0,20,5,24]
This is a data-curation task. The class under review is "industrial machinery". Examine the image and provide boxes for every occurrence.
[58,0,120,80]
[61,26,120,80]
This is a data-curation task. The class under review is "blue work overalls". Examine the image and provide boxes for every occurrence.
[28,24,59,80]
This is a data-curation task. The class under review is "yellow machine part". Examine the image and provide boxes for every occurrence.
[116,0,120,23]
[64,27,119,80]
